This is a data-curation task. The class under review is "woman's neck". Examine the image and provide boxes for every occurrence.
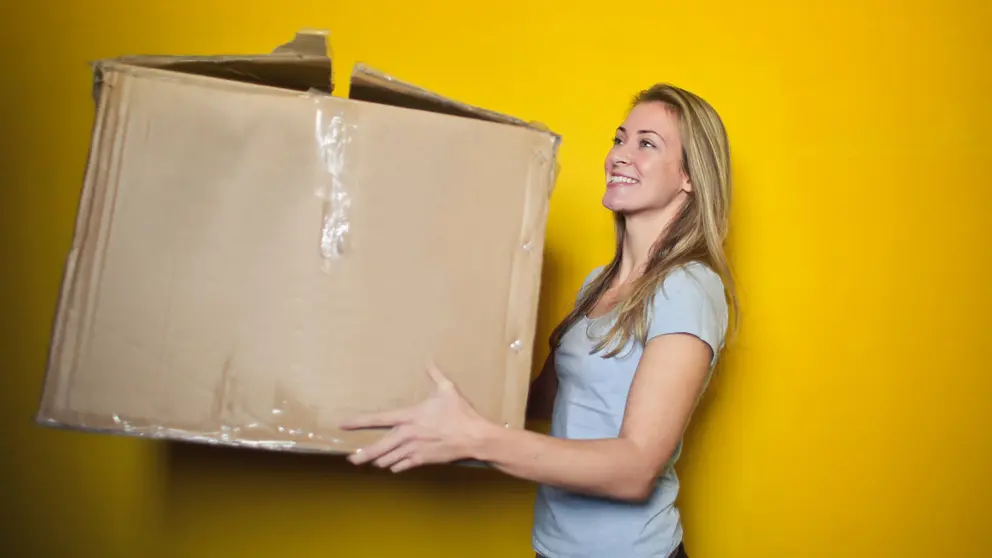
[616,199,686,285]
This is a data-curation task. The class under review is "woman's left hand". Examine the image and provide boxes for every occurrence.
[339,363,495,472]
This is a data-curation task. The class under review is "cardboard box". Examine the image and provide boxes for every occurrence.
[36,30,560,454]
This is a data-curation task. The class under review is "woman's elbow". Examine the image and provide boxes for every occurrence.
[608,468,659,503]
[606,447,671,503]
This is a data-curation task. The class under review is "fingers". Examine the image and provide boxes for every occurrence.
[390,457,420,473]
[339,407,412,430]
[346,427,429,473]
[347,426,413,465]
[373,444,415,469]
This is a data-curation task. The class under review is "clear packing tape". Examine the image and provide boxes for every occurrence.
[314,102,355,264]
[305,61,562,268]
[40,409,357,454]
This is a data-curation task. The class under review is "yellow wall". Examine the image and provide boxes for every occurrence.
[2,0,990,556]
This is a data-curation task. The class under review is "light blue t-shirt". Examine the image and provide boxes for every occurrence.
[532,261,729,558]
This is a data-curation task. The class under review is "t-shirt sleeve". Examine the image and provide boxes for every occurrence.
[646,264,729,364]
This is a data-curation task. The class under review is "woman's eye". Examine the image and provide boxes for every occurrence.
[612,137,623,145]
[640,140,655,148]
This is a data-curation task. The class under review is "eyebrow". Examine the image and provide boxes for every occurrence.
[617,126,666,144]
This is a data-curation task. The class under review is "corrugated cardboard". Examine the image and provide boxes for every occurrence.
[35,30,560,454]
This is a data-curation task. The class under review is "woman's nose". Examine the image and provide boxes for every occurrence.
[610,149,631,166]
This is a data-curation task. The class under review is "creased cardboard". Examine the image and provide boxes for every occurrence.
[36,29,560,455]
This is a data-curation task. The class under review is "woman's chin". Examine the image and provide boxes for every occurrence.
[602,192,630,212]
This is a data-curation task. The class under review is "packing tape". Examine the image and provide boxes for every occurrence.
[37,409,360,453]
[313,97,355,265]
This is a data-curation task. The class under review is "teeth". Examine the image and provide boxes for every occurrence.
[609,175,637,184]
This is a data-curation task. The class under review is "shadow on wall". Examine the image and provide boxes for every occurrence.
[161,439,532,505]
[673,184,751,526]
[533,244,565,370]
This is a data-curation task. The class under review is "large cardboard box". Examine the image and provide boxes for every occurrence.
[36,30,560,455]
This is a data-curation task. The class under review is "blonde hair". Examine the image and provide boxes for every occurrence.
[550,84,738,357]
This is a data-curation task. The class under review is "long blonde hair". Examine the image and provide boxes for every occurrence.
[550,84,738,357]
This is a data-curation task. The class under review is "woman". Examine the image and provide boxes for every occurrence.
[341,83,737,558]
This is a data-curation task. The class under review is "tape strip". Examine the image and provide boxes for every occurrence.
[314,99,354,264]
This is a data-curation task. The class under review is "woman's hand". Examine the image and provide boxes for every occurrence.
[339,363,497,473]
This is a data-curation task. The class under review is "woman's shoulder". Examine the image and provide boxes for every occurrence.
[659,261,726,300]
[575,261,725,303]
[647,261,730,357]
[579,265,606,290]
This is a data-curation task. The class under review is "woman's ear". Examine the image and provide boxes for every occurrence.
[680,149,692,193]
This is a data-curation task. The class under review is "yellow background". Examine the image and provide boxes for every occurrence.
[2,0,990,556]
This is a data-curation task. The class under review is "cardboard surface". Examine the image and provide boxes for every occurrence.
[36,30,560,454]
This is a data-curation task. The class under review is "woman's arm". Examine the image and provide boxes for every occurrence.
[340,332,713,503]
[477,333,711,501]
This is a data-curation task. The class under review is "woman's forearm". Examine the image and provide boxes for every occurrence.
[470,423,657,502]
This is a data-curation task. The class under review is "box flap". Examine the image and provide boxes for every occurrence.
[97,29,333,94]
[349,63,559,140]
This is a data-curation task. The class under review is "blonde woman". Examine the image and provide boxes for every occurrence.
[342,83,736,558]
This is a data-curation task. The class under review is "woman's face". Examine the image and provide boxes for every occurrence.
[602,101,691,215]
